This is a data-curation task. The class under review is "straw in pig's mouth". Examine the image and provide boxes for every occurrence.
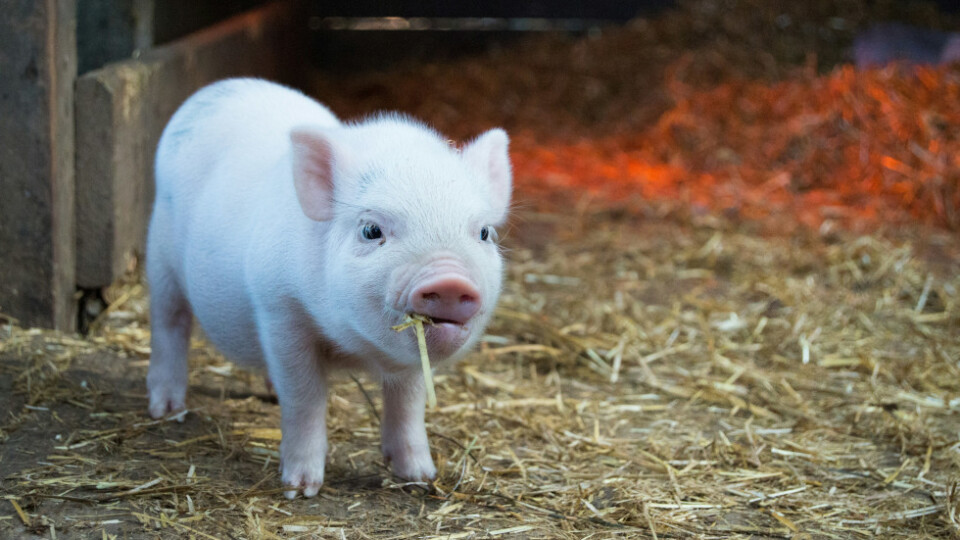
[395,312,465,328]
[391,313,435,329]
[391,313,438,408]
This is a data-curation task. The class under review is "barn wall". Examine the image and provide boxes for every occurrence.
[0,0,78,330]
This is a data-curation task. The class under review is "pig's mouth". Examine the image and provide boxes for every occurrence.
[402,311,469,329]
[425,316,465,327]
[400,313,471,359]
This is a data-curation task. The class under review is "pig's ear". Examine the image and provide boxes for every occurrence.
[462,128,512,221]
[291,126,342,221]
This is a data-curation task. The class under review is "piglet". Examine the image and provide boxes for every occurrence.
[146,78,511,498]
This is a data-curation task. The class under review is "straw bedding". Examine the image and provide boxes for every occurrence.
[2,212,958,538]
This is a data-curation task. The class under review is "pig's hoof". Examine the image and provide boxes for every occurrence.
[147,381,187,420]
[384,446,437,482]
[280,455,326,499]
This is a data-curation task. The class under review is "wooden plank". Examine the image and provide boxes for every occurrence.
[152,0,267,44]
[307,1,676,73]
[308,0,673,19]
[0,0,78,330]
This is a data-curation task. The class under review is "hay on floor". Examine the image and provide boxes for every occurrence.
[2,209,959,538]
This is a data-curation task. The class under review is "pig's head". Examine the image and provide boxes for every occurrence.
[290,116,511,370]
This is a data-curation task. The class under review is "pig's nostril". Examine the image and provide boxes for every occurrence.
[422,292,440,302]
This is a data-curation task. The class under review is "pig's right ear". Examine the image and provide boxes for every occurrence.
[462,128,512,223]
[291,126,341,221]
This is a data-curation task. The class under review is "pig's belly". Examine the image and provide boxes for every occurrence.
[181,236,264,368]
[191,294,264,367]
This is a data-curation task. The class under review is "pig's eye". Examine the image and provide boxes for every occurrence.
[480,226,497,243]
[362,223,382,241]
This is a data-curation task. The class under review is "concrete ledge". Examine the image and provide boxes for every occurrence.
[75,0,304,288]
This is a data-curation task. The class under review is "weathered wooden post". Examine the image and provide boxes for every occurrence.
[0,0,78,331]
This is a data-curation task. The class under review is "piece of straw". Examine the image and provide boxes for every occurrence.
[9,499,30,527]
[392,314,437,408]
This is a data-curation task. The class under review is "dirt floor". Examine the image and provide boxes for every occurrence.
[4,0,960,538]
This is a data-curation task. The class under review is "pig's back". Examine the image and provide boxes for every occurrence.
[155,78,339,204]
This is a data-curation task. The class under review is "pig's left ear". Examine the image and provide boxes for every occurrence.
[291,125,346,221]
[462,128,512,223]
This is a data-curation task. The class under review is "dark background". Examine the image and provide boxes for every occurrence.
[77,0,960,76]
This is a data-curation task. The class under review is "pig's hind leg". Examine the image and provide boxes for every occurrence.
[146,225,193,420]
[381,370,437,482]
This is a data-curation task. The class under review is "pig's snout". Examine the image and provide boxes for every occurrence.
[392,258,486,358]
[410,276,480,325]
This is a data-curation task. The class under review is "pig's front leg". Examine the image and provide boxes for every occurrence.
[260,318,329,499]
[381,370,437,481]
